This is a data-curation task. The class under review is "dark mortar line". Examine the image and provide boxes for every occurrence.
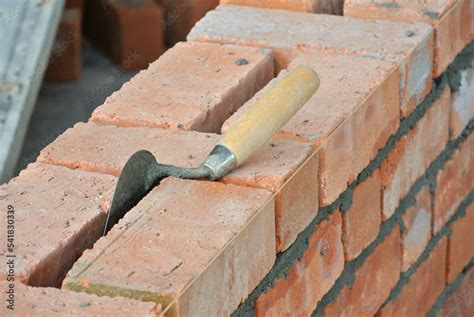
[231,42,474,317]
[427,258,474,317]
[382,191,474,308]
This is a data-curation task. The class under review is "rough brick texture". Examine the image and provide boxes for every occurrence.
[450,60,474,139]
[84,0,164,70]
[447,203,474,283]
[45,8,82,81]
[220,0,345,14]
[434,133,474,233]
[38,122,316,251]
[438,269,474,317]
[324,226,401,316]
[381,86,450,220]
[0,281,160,316]
[344,0,473,76]
[377,236,448,316]
[0,163,115,287]
[64,178,275,316]
[255,212,344,316]
[342,170,382,261]
[91,42,274,133]
[401,185,432,271]
[189,4,433,116]
[224,49,400,205]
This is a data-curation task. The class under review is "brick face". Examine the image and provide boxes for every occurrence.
[377,236,448,316]
[434,133,474,233]
[438,269,474,317]
[255,212,344,316]
[450,60,474,139]
[381,85,450,220]
[0,163,116,287]
[447,203,474,283]
[64,178,275,316]
[324,226,401,316]
[91,42,274,133]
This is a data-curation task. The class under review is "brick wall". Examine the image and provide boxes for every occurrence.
[1,1,473,315]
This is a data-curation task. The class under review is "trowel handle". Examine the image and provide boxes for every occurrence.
[220,65,320,164]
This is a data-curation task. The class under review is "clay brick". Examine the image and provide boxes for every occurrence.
[66,0,84,10]
[447,203,474,283]
[255,212,344,316]
[84,0,164,70]
[401,185,432,271]
[0,281,160,316]
[434,133,474,233]
[224,49,400,205]
[381,85,450,220]
[63,178,275,316]
[324,226,401,316]
[377,236,448,316]
[438,269,474,317]
[161,0,219,44]
[342,169,382,261]
[91,42,274,133]
[45,8,82,81]
[38,122,316,252]
[188,4,433,116]
[450,60,474,139]
[344,0,472,76]
[0,163,116,287]
[221,0,345,14]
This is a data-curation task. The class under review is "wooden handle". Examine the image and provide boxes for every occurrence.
[219,65,320,165]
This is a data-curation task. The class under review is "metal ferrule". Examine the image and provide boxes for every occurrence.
[202,144,238,180]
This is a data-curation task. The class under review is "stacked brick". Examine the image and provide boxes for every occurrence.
[1,1,473,316]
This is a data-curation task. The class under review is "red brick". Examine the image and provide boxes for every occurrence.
[66,0,83,11]
[224,49,399,205]
[377,236,448,316]
[255,212,344,316]
[63,178,275,316]
[84,0,164,70]
[342,169,382,261]
[91,42,274,133]
[188,4,433,116]
[450,61,474,139]
[221,0,345,14]
[438,269,474,317]
[434,133,474,233]
[447,203,474,283]
[40,122,316,252]
[381,85,450,220]
[0,281,160,316]
[161,0,219,44]
[401,185,432,271]
[0,163,116,287]
[45,8,82,81]
[344,0,472,76]
[324,226,401,316]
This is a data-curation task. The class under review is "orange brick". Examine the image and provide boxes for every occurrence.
[342,170,382,261]
[255,212,344,316]
[189,4,433,116]
[64,178,275,316]
[0,281,160,316]
[401,185,432,271]
[91,42,274,133]
[450,61,474,139]
[84,0,164,70]
[221,0,315,12]
[224,49,400,205]
[0,163,116,287]
[377,236,447,316]
[161,0,219,44]
[45,9,82,81]
[447,203,474,283]
[344,0,472,76]
[324,226,401,316]
[434,133,474,233]
[381,85,450,220]
[438,269,474,317]
[39,121,316,252]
